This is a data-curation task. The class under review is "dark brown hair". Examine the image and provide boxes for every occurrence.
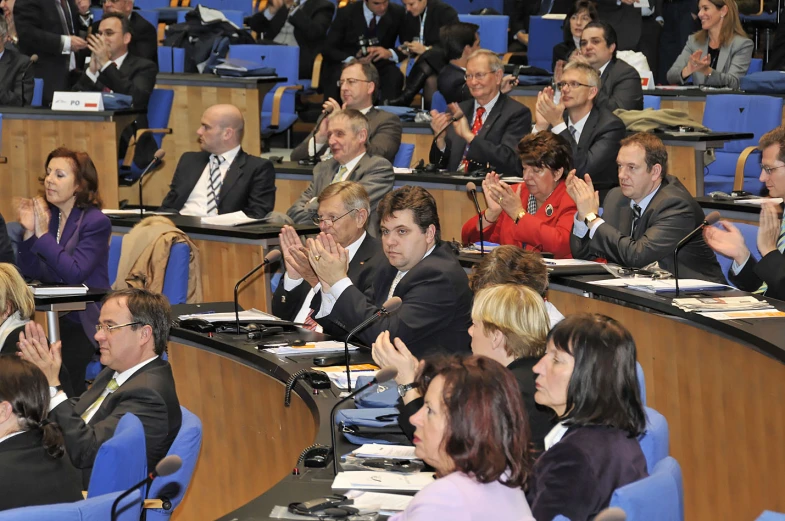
[415,355,532,487]
[469,246,548,295]
[441,22,479,61]
[563,0,599,43]
[620,132,668,179]
[518,131,573,180]
[377,185,441,241]
[759,126,785,162]
[0,355,67,458]
[103,289,172,355]
[43,147,103,209]
[693,0,747,46]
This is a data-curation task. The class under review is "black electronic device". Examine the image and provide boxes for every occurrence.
[20,54,38,108]
[466,181,485,256]
[231,250,282,334]
[357,36,380,57]
[284,369,332,407]
[313,354,346,367]
[673,210,721,296]
[298,444,333,468]
[136,149,166,214]
[245,325,284,340]
[288,496,359,519]
[111,456,182,521]
[178,318,216,334]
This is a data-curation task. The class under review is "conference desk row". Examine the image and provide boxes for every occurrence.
[167,266,785,521]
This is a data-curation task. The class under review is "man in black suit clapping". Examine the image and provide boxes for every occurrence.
[579,21,642,111]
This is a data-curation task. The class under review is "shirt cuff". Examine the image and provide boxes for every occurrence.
[283,273,304,291]
[264,6,274,19]
[49,391,68,412]
[572,214,589,238]
[61,35,71,54]
[731,253,751,275]
[388,49,399,63]
[86,67,100,83]
[315,277,352,318]
[552,122,568,135]
[588,219,605,239]
[309,137,326,155]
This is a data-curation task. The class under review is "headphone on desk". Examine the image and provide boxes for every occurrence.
[288,496,361,519]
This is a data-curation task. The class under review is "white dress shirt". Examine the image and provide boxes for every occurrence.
[86,51,129,85]
[572,183,662,239]
[551,107,591,141]
[180,145,242,216]
[544,421,569,450]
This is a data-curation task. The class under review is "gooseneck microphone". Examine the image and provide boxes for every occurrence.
[673,211,720,296]
[466,182,485,256]
[233,250,282,334]
[343,296,402,392]
[304,105,335,165]
[21,54,38,107]
[330,367,398,475]
[110,455,182,521]
[138,149,166,216]
[432,111,463,144]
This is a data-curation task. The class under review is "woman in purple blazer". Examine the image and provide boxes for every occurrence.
[527,314,648,521]
[15,147,110,395]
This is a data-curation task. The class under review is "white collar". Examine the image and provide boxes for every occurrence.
[544,421,569,450]
[598,59,611,76]
[112,356,158,387]
[338,151,366,176]
[213,144,242,166]
[631,182,662,210]
[345,231,367,262]
[567,109,591,135]
[474,91,500,115]
[395,243,436,279]
[0,430,25,445]
[358,106,373,115]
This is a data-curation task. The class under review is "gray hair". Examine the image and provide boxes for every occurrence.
[329,109,370,145]
[563,61,601,88]
[467,49,504,72]
[317,181,371,227]
[0,16,8,39]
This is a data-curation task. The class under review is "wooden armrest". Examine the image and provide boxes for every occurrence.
[753,0,765,16]
[503,52,526,64]
[270,84,303,128]
[399,57,409,76]
[312,53,323,90]
[122,128,173,167]
[733,145,759,192]
[82,490,87,499]
[143,499,165,509]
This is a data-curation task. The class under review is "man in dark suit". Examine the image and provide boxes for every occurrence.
[595,0,641,51]
[247,0,334,81]
[429,49,531,176]
[580,21,642,111]
[437,21,479,104]
[568,132,725,282]
[322,0,405,103]
[92,0,158,64]
[290,60,402,164]
[18,289,182,488]
[288,109,394,232]
[160,103,276,218]
[273,181,382,332]
[14,0,87,104]
[533,61,626,202]
[0,16,33,106]
[307,185,472,358]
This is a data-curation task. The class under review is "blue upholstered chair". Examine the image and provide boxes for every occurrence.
[756,511,785,521]
[748,58,764,74]
[527,16,563,72]
[393,143,415,168]
[714,221,761,284]
[431,90,448,113]
[0,490,143,521]
[702,94,783,195]
[458,14,509,54]
[158,47,186,73]
[135,0,169,8]
[638,406,669,474]
[221,9,244,26]
[610,456,684,521]
[119,88,174,184]
[144,407,203,521]
[87,413,147,498]
[222,0,254,16]
[31,78,44,107]
[643,95,661,110]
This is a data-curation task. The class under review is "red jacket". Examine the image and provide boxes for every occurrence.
[461,181,576,259]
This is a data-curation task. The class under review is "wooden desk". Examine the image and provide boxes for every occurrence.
[124,74,281,208]
[0,108,140,217]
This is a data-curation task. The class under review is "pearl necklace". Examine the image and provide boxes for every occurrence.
[56,212,64,244]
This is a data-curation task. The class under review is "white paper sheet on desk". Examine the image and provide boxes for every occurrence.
[177,309,282,323]
[101,209,175,216]
[353,444,418,460]
[332,471,435,492]
[542,13,567,19]
[544,259,605,266]
[699,309,785,320]
[28,284,88,296]
[393,167,413,174]
[200,211,271,226]
[324,369,376,389]
[266,341,361,356]
[733,197,784,205]
[345,490,414,514]
[588,277,638,287]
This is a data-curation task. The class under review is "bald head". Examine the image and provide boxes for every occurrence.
[197,104,245,154]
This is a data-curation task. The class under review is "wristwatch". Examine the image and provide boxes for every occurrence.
[514,209,527,224]
[584,212,599,226]
[49,385,64,398]
[397,383,416,398]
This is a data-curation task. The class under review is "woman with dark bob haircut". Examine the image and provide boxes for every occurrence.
[527,313,648,521]
[552,0,599,71]
[0,355,82,510]
[461,131,577,258]
[15,147,111,395]
[388,355,535,521]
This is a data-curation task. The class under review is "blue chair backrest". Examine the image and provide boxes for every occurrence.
[148,88,175,148]
[135,0,169,8]
[109,235,122,285]
[393,143,415,168]
[145,407,203,521]
[551,516,571,521]
[176,9,189,23]
[643,95,661,110]
[198,0,223,10]
[715,222,760,284]
[229,44,299,112]
[91,7,103,21]
[528,16,563,72]
[636,361,646,406]
[163,242,191,304]
[222,9,244,26]
[31,78,44,107]
[157,47,186,73]
[757,512,785,521]
[0,490,143,521]
[703,94,783,153]
[87,413,147,497]
[431,90,448,113]
[610,456,684,521]
[748,58,763,74]
[446,0,503,14]
[458,14,509,54]
[638,406,669,473]
[138,9,159,26]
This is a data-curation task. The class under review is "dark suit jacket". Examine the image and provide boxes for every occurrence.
[429,93,532,176]
[557,106,626,191]
[0,212,14,264]
[395,0,458,60]
[437,63,470,104]
[552,39,577,71]
[571,176,726,282]
[14,0,80,103]
[317,242,472,358]
[90,12,158,64]
[729,250,785,301]
[527,425,648,521]
[0,47,34,106]
[597,57,643,111]
[505,0,541,39]
[322,1,405,65]
[248,0,335,80]
[595,0,641,51]
[290,108,403,164]
[160,150,277,219]
[0,429,83,511]
[49,357,182,487]
[4,324,75,396]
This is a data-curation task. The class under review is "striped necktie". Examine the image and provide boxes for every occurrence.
[755,217,785,294]
[81,378,119,422]
[569,125,578,142]
[332,164,348,184]
[631,204,642,235]
[207,154,224,215]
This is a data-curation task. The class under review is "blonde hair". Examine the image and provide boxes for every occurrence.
[694,0,747,46]
[467,49,504,72]
[0,264,35,320]
[563,61,601,88]
[471,284,549,359]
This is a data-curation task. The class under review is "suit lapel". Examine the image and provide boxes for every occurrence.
[75,368,114,416]
[57,206,83,248]
[181,153,210,200]
[716,42,730,73]
[578,108,599,148]
[219,150,246,202]
[347,154,369,179]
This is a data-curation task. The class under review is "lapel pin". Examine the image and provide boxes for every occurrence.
[545,204,554,216]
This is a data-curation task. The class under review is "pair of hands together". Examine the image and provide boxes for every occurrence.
[279,226,350,292]
[704,201,781,264]
[683,50,713,79]
[16,196,51,240]
[481,172,524,223]
[356,46,394,64]
[16,322,63,387]
[564,170,600,222]
[534,86,566,132]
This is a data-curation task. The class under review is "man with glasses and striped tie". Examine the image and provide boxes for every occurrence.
[16,288,181,488]
[159,104,276,219]
[706,127,785,300]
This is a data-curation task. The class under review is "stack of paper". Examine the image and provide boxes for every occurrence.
[332,471,435,492]
[200,211,271,226]
[589,278,729,293]
[177,309,282,323]
[315,364,378,389]
[673,296,773,312]
[260,341,362,356]
[344,490,414,514]
[352,444,418,460]
[28,284,88,296]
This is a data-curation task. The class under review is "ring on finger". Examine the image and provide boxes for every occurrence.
[498,196,503,204]
[314,255,321,261]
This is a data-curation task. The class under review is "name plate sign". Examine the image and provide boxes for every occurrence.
[51,92,104,111]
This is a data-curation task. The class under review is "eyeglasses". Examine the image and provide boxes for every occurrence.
[555,81,592,91]
[96,30,118,37]
[760,164,785,175]
[312,208,356,227]
[464,71,492,81]
[337,78,372,87]
[95,322,141,334]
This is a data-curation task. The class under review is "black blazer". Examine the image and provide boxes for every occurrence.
[595,0,641,51]
[14,0,80,103]
[159,150,277,219]
[437,63,470,104]
[571,175,726,283]
[729,249,785,301]
[0,430,83,511]
[49,357,182,488]
[90,12,158,65]
[317,242,472,358]
[395,0,458,59]
[527,425,648,521]
[552,39,577,71]
[322,1,405,64]
[0,212,14,264]
[557,106,626,191]
[597,57,643,111]
[429,93,532,176]
[0,47,34,106]
[248,0,335,80]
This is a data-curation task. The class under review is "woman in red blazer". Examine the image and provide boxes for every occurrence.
[461,132,577,259]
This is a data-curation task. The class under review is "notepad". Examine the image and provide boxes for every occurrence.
[177,309,282,323]
[28,284,88,296]
[345,490,414,514]
[332,471,435,492]
[200,211,272,226]
[352,444,418,460]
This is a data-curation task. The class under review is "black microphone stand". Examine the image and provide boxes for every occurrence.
[137,155,163,216]
[233,261,270,334]
[342,308,388,392]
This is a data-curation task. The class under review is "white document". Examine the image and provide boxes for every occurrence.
[177,308,282,323]
[345,490,414,514]
[353,444,419,460]
[101,209,175,216]
[393,167,413,174]
[542,13,567,20]
[734,197,784,206]
[332,471,435,492]
[673,296,773,312]
[28,284,88,296]
[699,309,785,320]
[200,211,271,226]
[324,369,376,390]
[588,278,638,287]
[544,258,605,266]
[264,341,361,356]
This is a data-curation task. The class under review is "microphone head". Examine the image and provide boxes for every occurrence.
[374,367,398,384]
[265,249,282,264]
[466,182,477,192]
[381,296,402,313]
[704,211,721,226]
[30,54,39,63]
[154,455,182,477]
[594,507,627,521]
[153,149,166,161]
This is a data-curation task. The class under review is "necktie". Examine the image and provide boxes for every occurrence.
[302,308,319,331]
[387,271,405,300]
[101,62,116,92]
[569,125,578,142]
[332,164,348,184]
[57,0,75,35]
[527,193,538,215]
[81,378,119,421]
[460,106,486,172]
[368,15,377,36]
[756,217,785,294]
[207,155,224,215]
[631,204,642,235]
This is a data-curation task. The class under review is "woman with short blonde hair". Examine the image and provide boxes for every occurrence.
[0,263,34,353]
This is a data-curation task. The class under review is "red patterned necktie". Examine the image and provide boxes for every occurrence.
[302,308,319,331]
[460,106,485,172]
